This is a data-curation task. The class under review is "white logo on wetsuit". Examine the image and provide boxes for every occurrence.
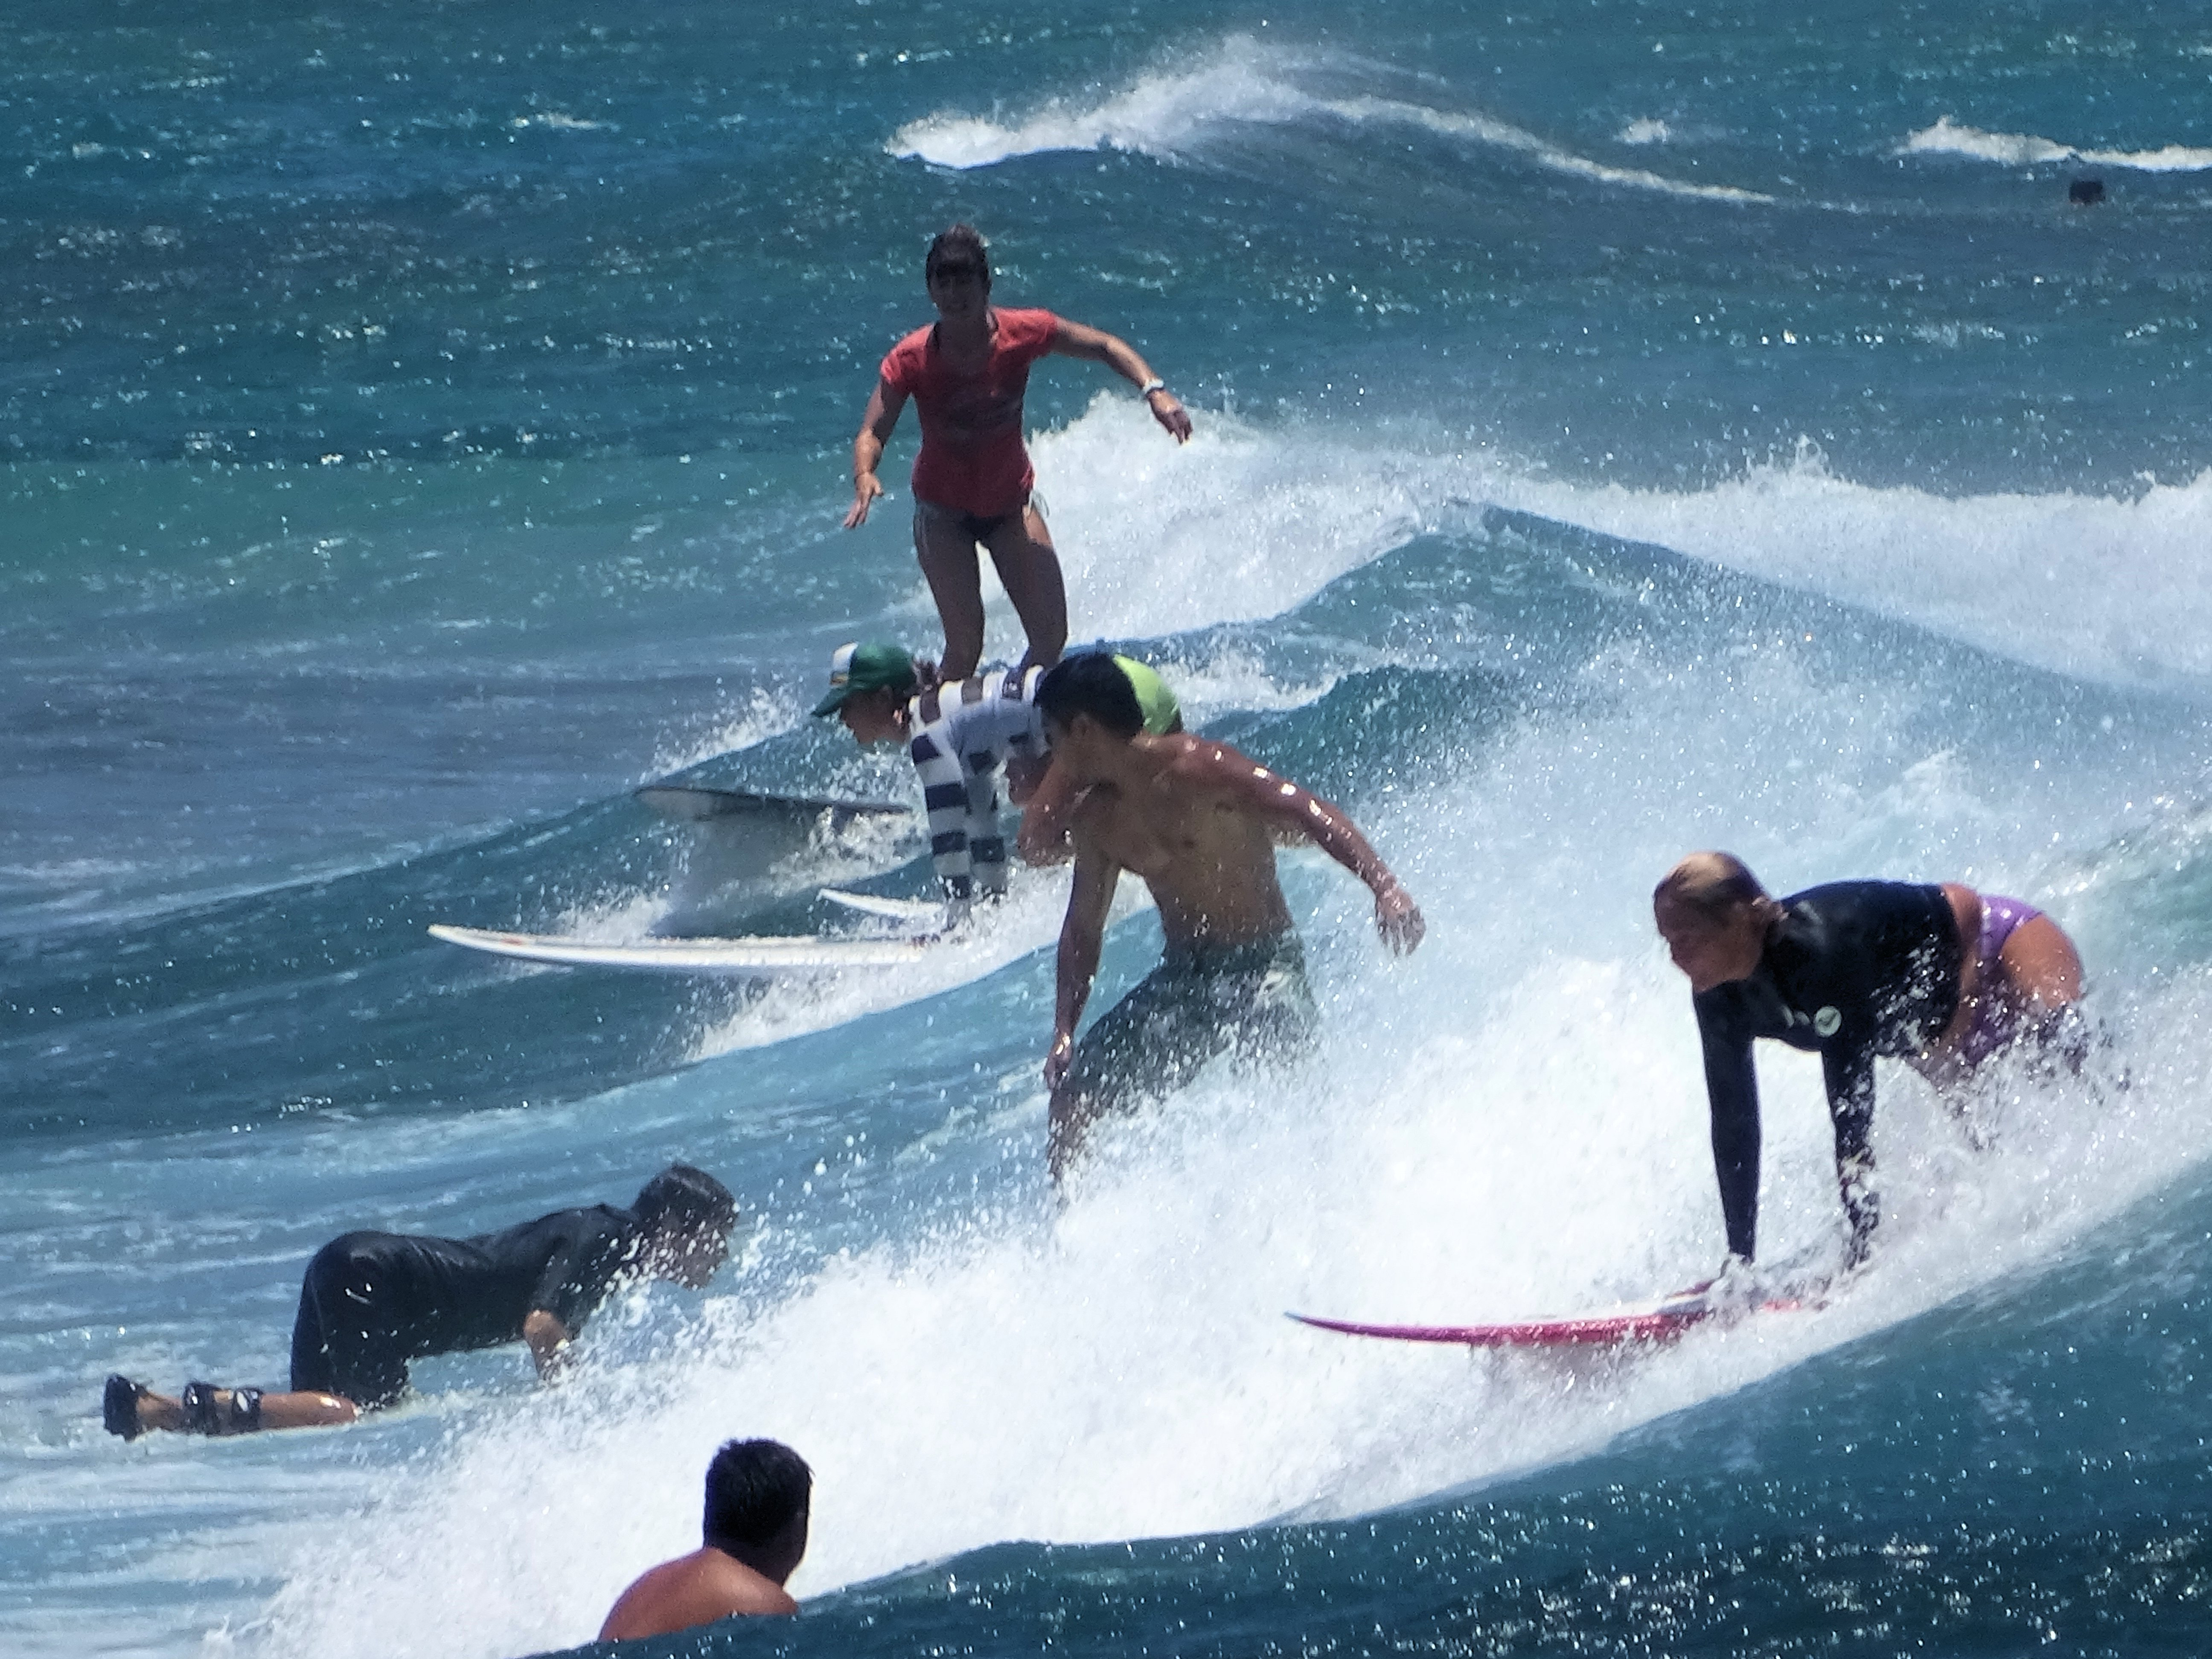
[1814,1005,1842,1036]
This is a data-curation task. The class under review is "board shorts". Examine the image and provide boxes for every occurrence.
[1057,932,1318,1123]
[288,1235,423,1408]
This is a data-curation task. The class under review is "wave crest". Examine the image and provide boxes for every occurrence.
[888,36,1767,204]
[1903,115,2212,173]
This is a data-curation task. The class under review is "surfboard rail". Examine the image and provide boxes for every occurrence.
[1288,1289,1808,1349]
[634,785,909,826]
[427,923,933,975]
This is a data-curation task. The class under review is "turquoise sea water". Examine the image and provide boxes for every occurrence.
[7,3,2212,1655]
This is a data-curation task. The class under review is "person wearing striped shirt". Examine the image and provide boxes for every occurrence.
[813,642,1179,910]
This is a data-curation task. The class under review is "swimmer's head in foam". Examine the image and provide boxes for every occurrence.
[704,1438,812,1557]
[633,1164,740,1287]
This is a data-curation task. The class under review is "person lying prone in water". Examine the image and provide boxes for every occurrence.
[103,1164,738,1439]
[1653,852,2090,1271]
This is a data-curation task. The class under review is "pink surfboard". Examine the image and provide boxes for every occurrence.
[1289,1287,1805,1349]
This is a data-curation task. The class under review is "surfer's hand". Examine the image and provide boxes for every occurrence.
[1374,881,1424,954]
[844,473,884,528]
[522,1310,573,1381]
[1045,1031,1075,1091]
[1146,388,1193,443]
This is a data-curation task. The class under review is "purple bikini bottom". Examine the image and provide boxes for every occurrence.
[1958,894,2043,1069]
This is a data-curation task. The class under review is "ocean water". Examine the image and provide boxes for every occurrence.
[6,2,2212,1654]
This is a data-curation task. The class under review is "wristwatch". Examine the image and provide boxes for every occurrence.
[1138,378,1167,397]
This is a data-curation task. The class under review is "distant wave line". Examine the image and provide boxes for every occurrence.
[886,38,1769,205]
[1326,95,1769,203]
[1903,116,2212,173]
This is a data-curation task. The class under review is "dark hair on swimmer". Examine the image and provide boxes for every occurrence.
[704,1438,812,1550]
[634,1164,738,1240]
[1653,852,1775,925]
[925,223,990,290]
[1036,651,1144,740]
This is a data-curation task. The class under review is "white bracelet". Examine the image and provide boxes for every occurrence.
[1138,378,1167,397]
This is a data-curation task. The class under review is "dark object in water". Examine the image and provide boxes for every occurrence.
[2069,178,2106,206]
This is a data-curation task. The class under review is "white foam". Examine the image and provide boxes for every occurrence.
[948,394,2212,697]
[1618,117,1672,145]
[1903,115,2212,172]
[889,35,1768,203]
[888,36,1319,168]
[1330,95,1767,202]
[201,390,2212,1659]
[640,683,798,781]
[683,873,1067,1057]
[682,872,1154,1061]
[260,1021,2212,1659]
[1147,641,1342,723]
[549,884,675,944]
[1502,455,2212,693]
[1033,395,1446,642]
[245,635,2212,1659]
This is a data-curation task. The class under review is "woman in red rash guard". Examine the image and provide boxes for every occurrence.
[844,224,1193,683]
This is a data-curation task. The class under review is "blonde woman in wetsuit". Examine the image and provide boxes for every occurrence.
[1653,851,2087,1270]
[842,224,1193,683]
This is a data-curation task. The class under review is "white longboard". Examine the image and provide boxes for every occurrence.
[427,923,932,976]
[818,888,949,926]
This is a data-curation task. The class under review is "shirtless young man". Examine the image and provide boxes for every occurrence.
[598,1438,810,1640]
[1034,653,1423,1176]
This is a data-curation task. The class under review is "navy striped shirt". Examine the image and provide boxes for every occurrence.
[907,666,1046,900]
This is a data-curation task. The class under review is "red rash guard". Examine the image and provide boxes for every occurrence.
[878,307,1059,518]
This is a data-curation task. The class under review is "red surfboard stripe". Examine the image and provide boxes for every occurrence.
[1287,1307,1711,1348]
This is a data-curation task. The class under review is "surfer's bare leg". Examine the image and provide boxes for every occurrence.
[114,1381,358,1436]
[983,506,1068,673]
[914,510,988,684]
[250,1388,359,1429]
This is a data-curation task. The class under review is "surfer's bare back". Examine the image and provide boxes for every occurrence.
[1033,652,1422,1176]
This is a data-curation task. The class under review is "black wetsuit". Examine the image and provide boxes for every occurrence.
[288,1205,646,1407]
[1692,882,1962,1262]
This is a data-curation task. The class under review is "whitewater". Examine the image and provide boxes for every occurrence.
[10,4,2212,1658]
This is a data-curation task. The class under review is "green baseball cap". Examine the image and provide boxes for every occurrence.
[811,641,917,716]
[1112,654,1183,735]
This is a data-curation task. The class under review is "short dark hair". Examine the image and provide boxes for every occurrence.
[925,223,990,290]
[633,1164,737,1240]
[1036,651,1144,740]
[704,1438,812,1549]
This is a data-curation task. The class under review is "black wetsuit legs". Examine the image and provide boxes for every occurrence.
[289,1237,413,1408]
